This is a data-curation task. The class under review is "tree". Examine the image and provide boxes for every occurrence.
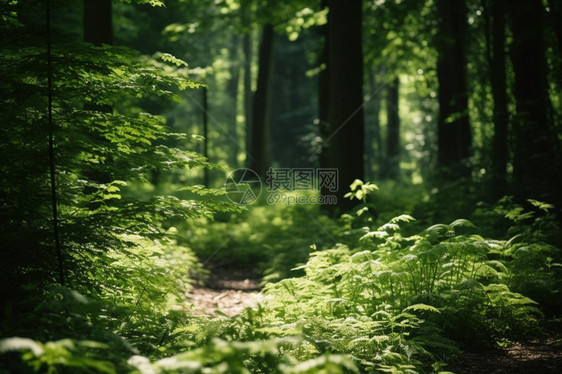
[435,0,471,177]
[508,0,561,202]
[243,32,254,167]
[226,34,241,168]
[482,0,509,198]
[365,68,383,181]
[382,77,400,180]
[247,24,275,177]
[271,33,318,168]
[323,0,365,211]
[318,0,330,177]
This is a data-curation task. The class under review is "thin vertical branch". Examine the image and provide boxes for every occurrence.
[202,87,209,187]
[47,0,65,286]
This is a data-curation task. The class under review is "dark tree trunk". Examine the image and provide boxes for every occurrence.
[248,24,275,177]
[382,78,400,180]
[83,0,112,45]
[227,34,240,168]
[436,0,471,177]
[483,0,509,197]
[486,0,509,198]
[243,32,253,168]
[509,0,560,201]
[324,0,364,211]
[83,1,113,187]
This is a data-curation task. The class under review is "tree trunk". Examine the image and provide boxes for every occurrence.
[485,0,509,198]
[318,0,330,173]
[202,87,209,186]
[366,68,383,180]
[509,0,560,201]
[324,0,364,212]
[227,34,240,168]
[83,1,113,187]
[436,0,471,177]
[248,24,275,177]
[382,78,400,180]
[243,32,253,168]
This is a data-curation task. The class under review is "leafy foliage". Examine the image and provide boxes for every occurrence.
[0,0,235,367]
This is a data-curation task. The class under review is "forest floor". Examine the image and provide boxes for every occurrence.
[187,264,262,317]
[187,266,562,373]
[448,327,562,373]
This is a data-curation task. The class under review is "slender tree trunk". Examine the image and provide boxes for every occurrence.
[318,0,330,172]
[83,1,113,189]
[382,78,400,180]
[436,0,471,178]
[248,24,275,177]
[324,0,364,211]
[47,0,65,286]
[202,87,209,186]
[484,0,509,198]
[84,0,112,114]
[227,34,240,168]
[243,32,254,168]
[509,0,560,201]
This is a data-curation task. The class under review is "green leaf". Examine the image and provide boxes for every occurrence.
[0,337,43,356]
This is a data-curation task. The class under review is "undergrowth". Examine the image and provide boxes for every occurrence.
[3,181,560,373]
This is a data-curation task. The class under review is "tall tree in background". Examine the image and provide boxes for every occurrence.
[227,34,241,167]
[243,32,253,167]
[248,24,275,177]
[271,34,317,168]
[366,69,383,181]
[318,0,330,176]
[509,0,560,202]
[324,0,364,211]
[435,0,471,177]
[483,0,508,198]
[83,0,113,187]
[382,77,400,180]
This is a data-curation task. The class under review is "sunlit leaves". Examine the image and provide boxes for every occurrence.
[344,179,379,202]
[0,338,116,374]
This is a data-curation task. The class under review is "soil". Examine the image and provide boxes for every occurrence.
[187,265,562,372]
[448,329,562,373]
[186,264,263,317]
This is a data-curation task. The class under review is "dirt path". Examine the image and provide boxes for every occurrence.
[187,266,263,317]
[449,330,562,373]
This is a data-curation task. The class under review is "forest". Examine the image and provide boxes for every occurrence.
[1,0,562,372]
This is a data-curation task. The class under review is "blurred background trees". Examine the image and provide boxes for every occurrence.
[113,0,560,214]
